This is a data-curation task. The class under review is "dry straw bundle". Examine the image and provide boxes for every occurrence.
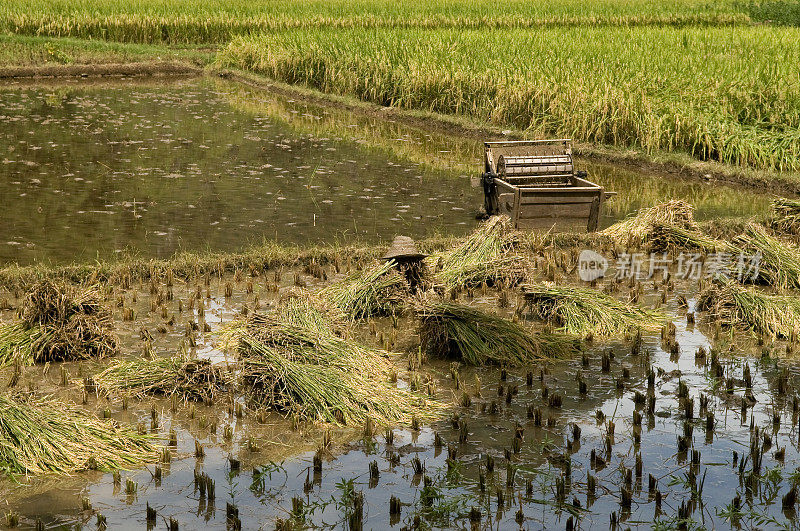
[0,280,116,367]
[416,299,579,365]
[601,200,699,249]
[0,394,157,476]
[523,283,663,337]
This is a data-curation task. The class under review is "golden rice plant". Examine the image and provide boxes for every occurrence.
[221,25,800,172]
[697,278,800,339]
[0,394,157,476]
[523,282,664,336]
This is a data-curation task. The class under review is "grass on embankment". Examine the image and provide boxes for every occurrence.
[219,25,800,173]
[0,237,458,291]
[0,34,212,68]
[0,0,753,45]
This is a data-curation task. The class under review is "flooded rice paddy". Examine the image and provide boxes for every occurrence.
[0,75,794,531]
[0,77,773,265]
[2,265,800,530]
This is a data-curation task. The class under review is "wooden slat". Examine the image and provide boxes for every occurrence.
[517,186,601,193]
[495,180,517,193]
[517,203,593,219]
[516,217,587,230]
[498,193,515,214]
[587,197,601,232]
[518,194,599,204]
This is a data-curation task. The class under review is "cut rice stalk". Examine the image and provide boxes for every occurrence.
[242,344,438,426]
[0,322,47,368]
[647,223,726,253]
[236,291,442,425]
[319,260,406,320]
[416,300,579,365]
[523,283,664,336]
[771,197,800,235]
[93,355,226,402]
[601,200,698,248]
[0,394,158,476]
[697,279,800,339]
[0,280,117,365]
[429,215,526,289]
[733,223,800,290]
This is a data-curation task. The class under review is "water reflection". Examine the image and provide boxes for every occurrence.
[0,79,476,265]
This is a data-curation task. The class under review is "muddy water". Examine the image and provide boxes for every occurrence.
[0,77,773,266]
[0,78,476,265]
[2,266,800,529]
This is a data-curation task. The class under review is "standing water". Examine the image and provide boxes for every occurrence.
[0,77,772,266]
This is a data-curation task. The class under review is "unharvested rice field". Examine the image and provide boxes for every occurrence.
[0,0,757,44]
[220,25,800,172]
[0,0,798,173]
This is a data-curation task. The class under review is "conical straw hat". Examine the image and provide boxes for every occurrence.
[381,236,427,260]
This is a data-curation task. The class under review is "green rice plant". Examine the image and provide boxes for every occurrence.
[272,292,345,335]
[430,215,528,290]
[523,283,664,336]
[221,25,800,172]
[697,278,800,339]
[0,394,157,476]
[92,355,227,402]
[0,322,48,368]
[416,299,579,365]
[239,293,382,373]
[319,260,406,320]
[236,292,441,425]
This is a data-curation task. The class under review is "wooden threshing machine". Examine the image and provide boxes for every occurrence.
[481,139,611,231]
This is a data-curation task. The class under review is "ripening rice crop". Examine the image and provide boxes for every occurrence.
[523,283,664,336]
[416,299,579,365]
[0,394,157,476]
[0,0,751,44]
[221,25,800,172]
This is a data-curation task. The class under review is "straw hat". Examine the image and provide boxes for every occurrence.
[381,236,427,261]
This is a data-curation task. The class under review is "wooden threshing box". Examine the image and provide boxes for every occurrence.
[481,139,610,231]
